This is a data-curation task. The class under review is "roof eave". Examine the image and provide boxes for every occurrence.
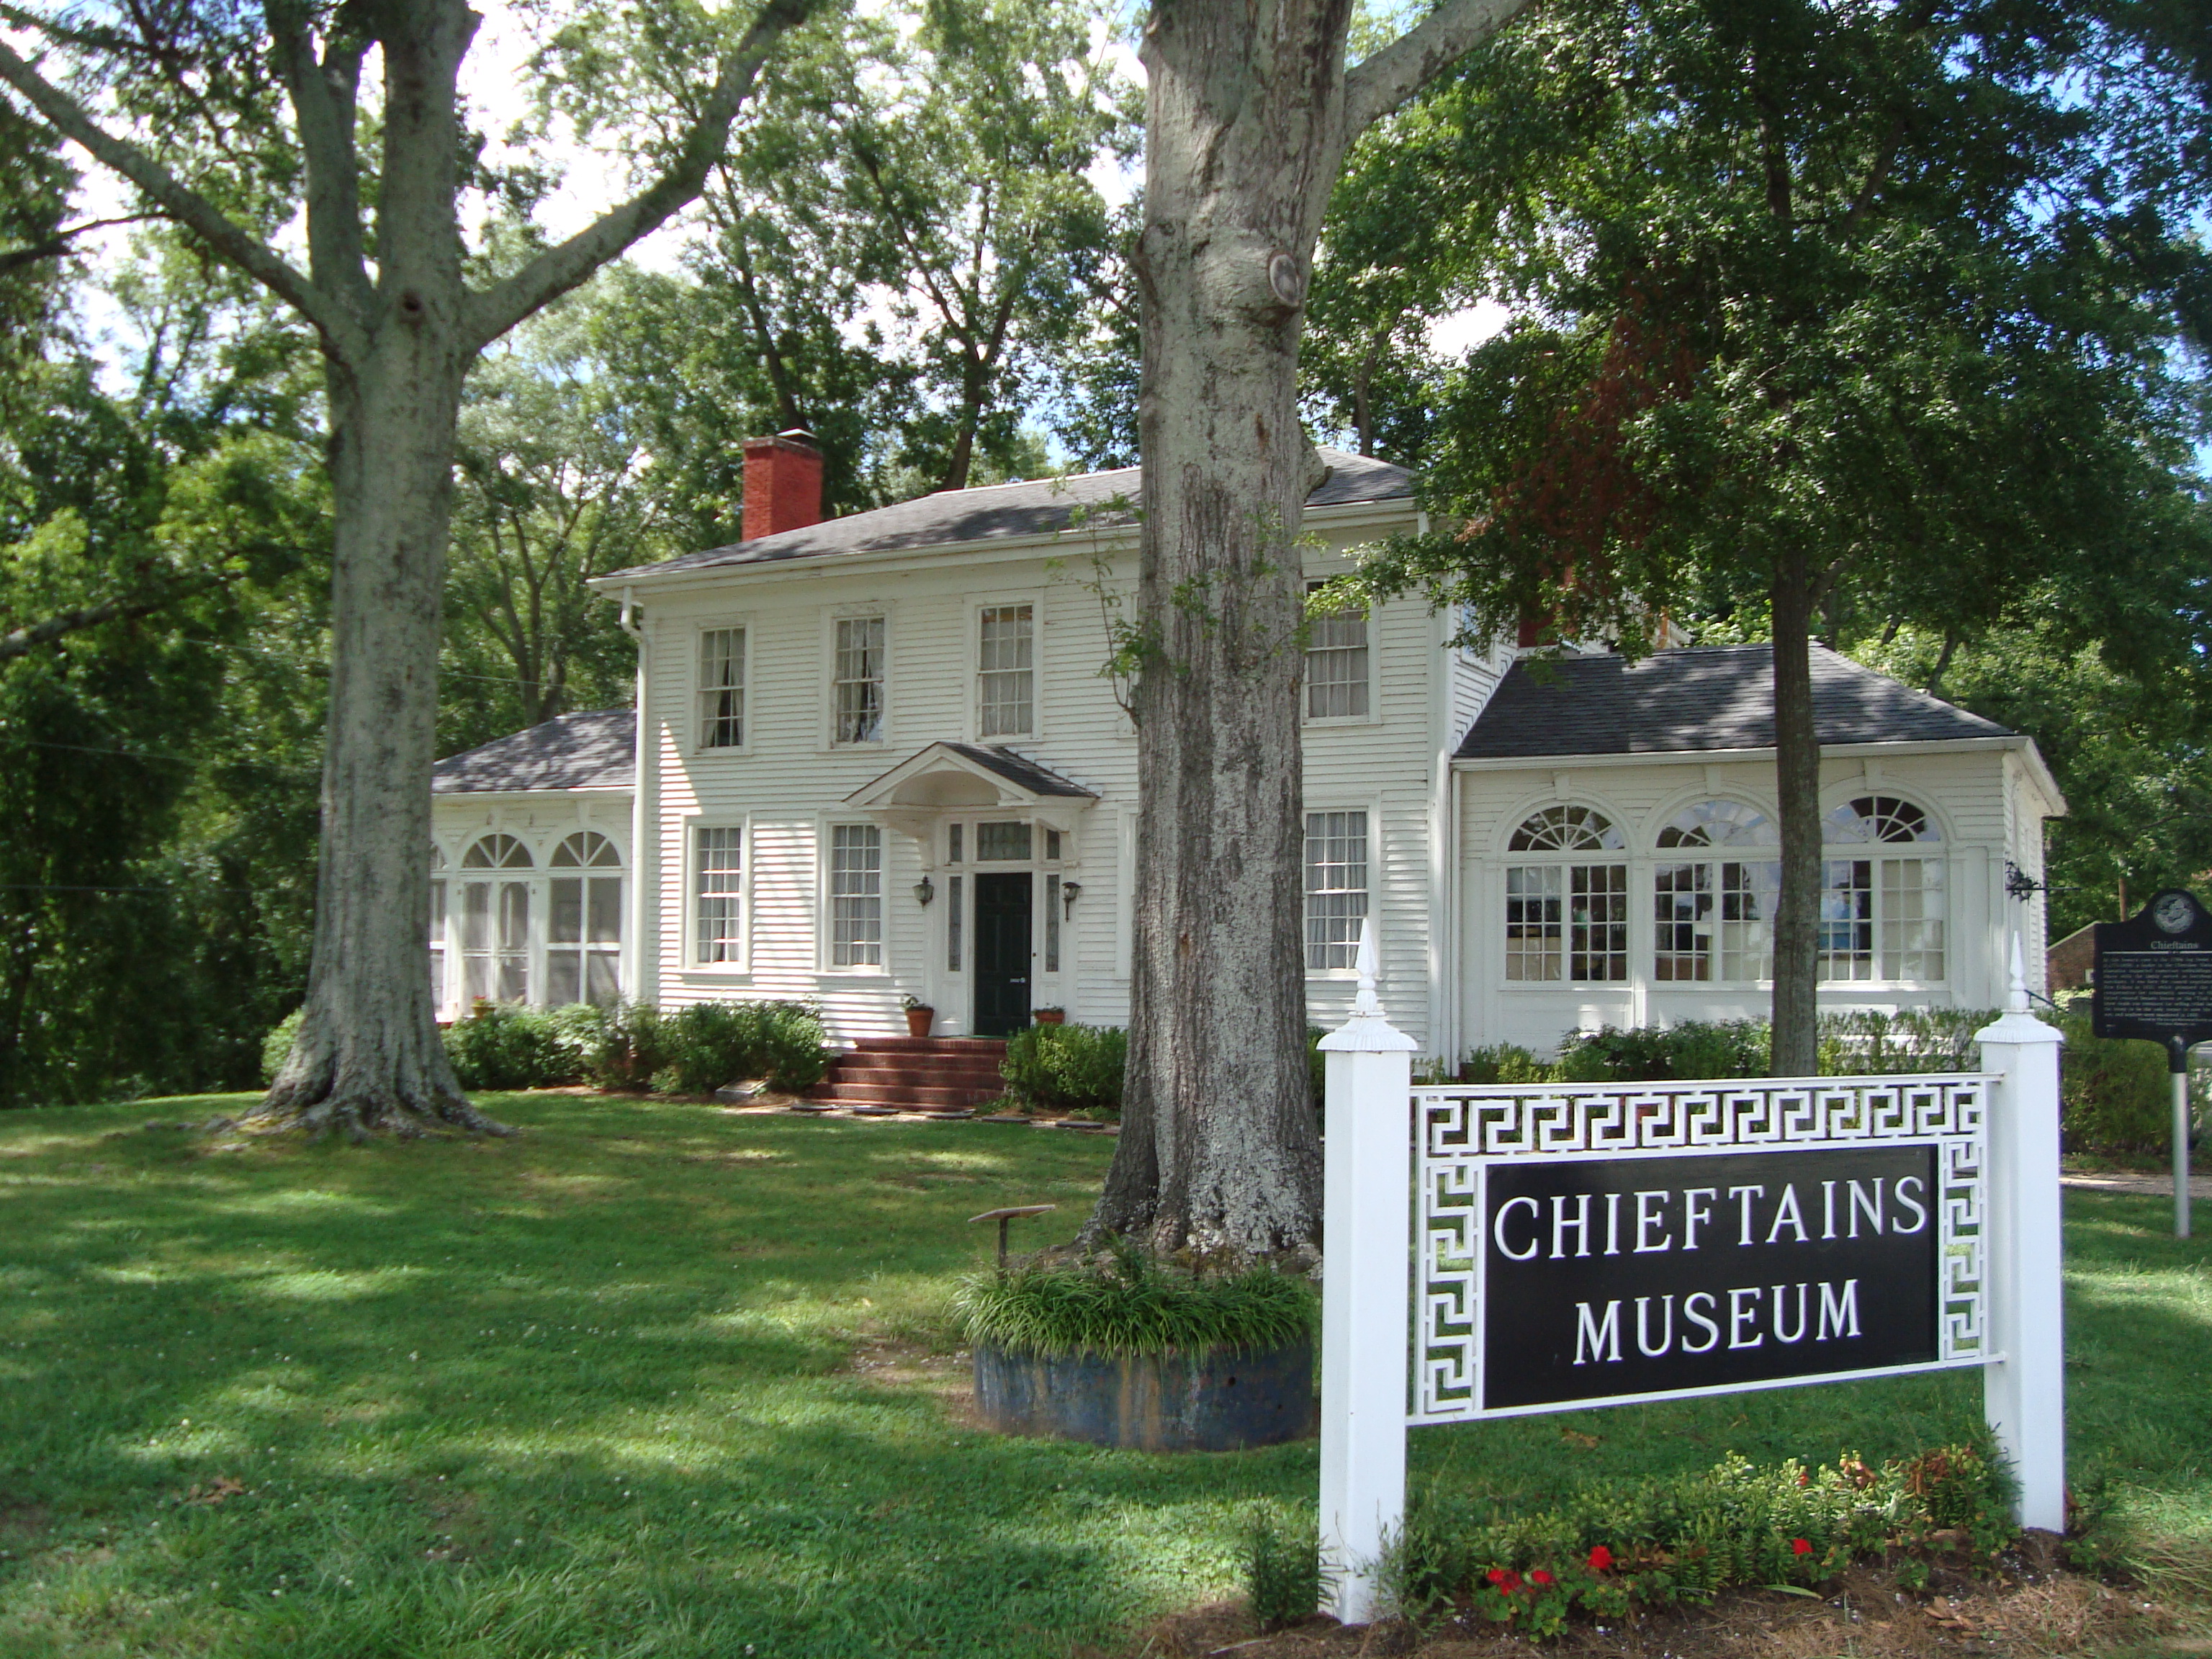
[1451,732,2038,773]
[432,783,636,801]
[584,495,1417,598]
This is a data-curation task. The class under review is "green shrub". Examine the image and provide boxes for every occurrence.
[587,1001,673,1092]
[1381,1439,2013,1637]
[591,999,829,1096]
[1556,1020,1768,1082]
[1246,1503,1323,1631]
[443,1004,598,1092]
[260,1007,305,1084]
[1453,1043,1560,1085]
[953,1244,1318,1358]
[2056,1010,2172,1154]
[1002,1022,1126,1111]
[1820,1008,1995,1074]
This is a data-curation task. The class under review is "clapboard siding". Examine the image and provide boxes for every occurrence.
[634,521,1447,1048]
[1455,746,2054,1058]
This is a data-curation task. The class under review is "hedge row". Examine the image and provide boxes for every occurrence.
[261,999,829,1096]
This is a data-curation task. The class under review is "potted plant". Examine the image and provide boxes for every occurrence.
[1032,1005,1066,1025]
[901,994,935,1038]
[953,1244,1317,1452]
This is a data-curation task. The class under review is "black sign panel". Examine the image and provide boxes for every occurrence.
[2092,889,2212,1067]
[1482,1146,1938,1411]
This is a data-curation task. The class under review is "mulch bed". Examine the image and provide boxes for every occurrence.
[1124,1542,2202,1659]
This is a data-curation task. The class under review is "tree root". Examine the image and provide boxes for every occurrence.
[243,1076,513,1143]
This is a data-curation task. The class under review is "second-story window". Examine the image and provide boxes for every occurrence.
[834,616,886,743]
[698,627,745,748]
[979,604,1034,736]
[1305,582,1370,719]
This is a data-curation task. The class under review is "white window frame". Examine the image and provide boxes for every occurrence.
[824,606,891,748]
[820,820,887,974]
[693,620,752,754]
[1817,793,1948,985]
[1303,579,1375,724]
[546,830,626,1007]
[683,817,751,975]
[428,842,451,1017]
[1303,806,1374,976]
[1651,798,1781,987]
[1500,804,1632,988]
[971,593,1043,741]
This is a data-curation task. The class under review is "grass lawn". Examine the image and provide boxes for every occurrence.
[0,1093,2206,1658]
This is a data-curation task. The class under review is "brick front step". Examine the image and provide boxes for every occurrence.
[808,1081,1002,1107]
[804,1034,1012,1111]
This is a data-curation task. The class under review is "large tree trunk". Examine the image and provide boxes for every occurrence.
[248,2,500,1138]
[1086,1,1360,1264]
[1769,560,1822,1076]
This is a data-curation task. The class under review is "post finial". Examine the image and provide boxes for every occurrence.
[2008,932,2030,1015]
[1352,919,1382,1017]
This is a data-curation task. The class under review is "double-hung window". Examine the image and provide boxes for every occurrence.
[1304,810,1369,969]
[694,826,745,965]
[1503,806,1628,982]
[1820,796,1945,981]
[698,627,746,749]
[1653,800,1779,982]
[829,824,883,967]
[833,616,885,743]
[1305,582,1370,719]
[428,846,449,1012]
[979,605,1034,737]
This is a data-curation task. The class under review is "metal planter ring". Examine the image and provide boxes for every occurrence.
[972,1337,1314,1452]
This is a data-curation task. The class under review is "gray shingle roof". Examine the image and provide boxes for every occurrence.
[433,709,636,793]
[1455,645,2012,762]
[942,743,1096,798]
[602,448,1413,582]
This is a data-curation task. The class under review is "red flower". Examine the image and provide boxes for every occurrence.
[1587,1545,1614,1572]
[1486,1568,1521,1590]
[1530,1569,1555,1586]
[1791,1538,1813,1556]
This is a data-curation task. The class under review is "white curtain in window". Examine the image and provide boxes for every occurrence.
[830,824,883,966]
[695,827,744,965]
[699,627,746,747]
[835,616,886,742]
[978,606,1033,736]
[1305,583,1369,719]
[1304,810,1368,969]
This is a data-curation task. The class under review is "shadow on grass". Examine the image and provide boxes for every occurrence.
[1,1098,2206,1657]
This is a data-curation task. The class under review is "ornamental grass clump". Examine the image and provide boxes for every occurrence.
[1379,1442,2015,1638]
[953,1244,1318,1359]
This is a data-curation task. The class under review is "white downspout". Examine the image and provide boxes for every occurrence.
[619,586,653,1007]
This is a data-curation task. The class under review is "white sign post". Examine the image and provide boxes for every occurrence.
[1316,935,2069,1625]
[1975,940,2068,1532]
[1316,927,1416,1624]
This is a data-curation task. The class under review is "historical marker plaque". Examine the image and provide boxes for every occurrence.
[2092,889,2212,1065]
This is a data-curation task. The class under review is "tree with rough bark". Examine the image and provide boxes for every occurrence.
[1084,0,1532,1265]
[0,0,825,1137]
[1336,0,2211,1074]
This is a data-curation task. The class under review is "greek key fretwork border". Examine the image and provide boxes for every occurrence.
[1411,1074,1990,1424]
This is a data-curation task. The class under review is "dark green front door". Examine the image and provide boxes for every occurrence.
[973,871,1033,1036]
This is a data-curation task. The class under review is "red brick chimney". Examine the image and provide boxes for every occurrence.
[741,428,824,541]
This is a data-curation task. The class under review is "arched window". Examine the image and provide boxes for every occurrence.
[1504,806,1628,982]
[460,835,533,1003]
[429,845,449,1012]
[548,832,624,1007]
[1820,795,1945,981]
[1654,801,1779,982]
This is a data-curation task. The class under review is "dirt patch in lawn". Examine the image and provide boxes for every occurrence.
[844,1337,983,1424]
[1132,1557,2198,1659]
[0,1495,50,1541]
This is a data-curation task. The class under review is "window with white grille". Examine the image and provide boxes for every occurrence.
[978,605,1034,736]
[830,824,883,967]
[1653,800,1779,983]
[460,834,533,1003]
[428,845,448,1011]
[693,826,744,966]
[549,831,623,1004]
[1305,583,1370,719]
[833,616,885,743]
[1305,810,1369,970]
[1504,806,1628,982]
[698,628,746,748]
[1820,796,1945,981]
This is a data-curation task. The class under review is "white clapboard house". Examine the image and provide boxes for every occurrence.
[429,430,2064,1064]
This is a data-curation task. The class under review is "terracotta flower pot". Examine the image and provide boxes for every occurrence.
[904,1007,935,1038]
[1033,1009,1065,1025]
